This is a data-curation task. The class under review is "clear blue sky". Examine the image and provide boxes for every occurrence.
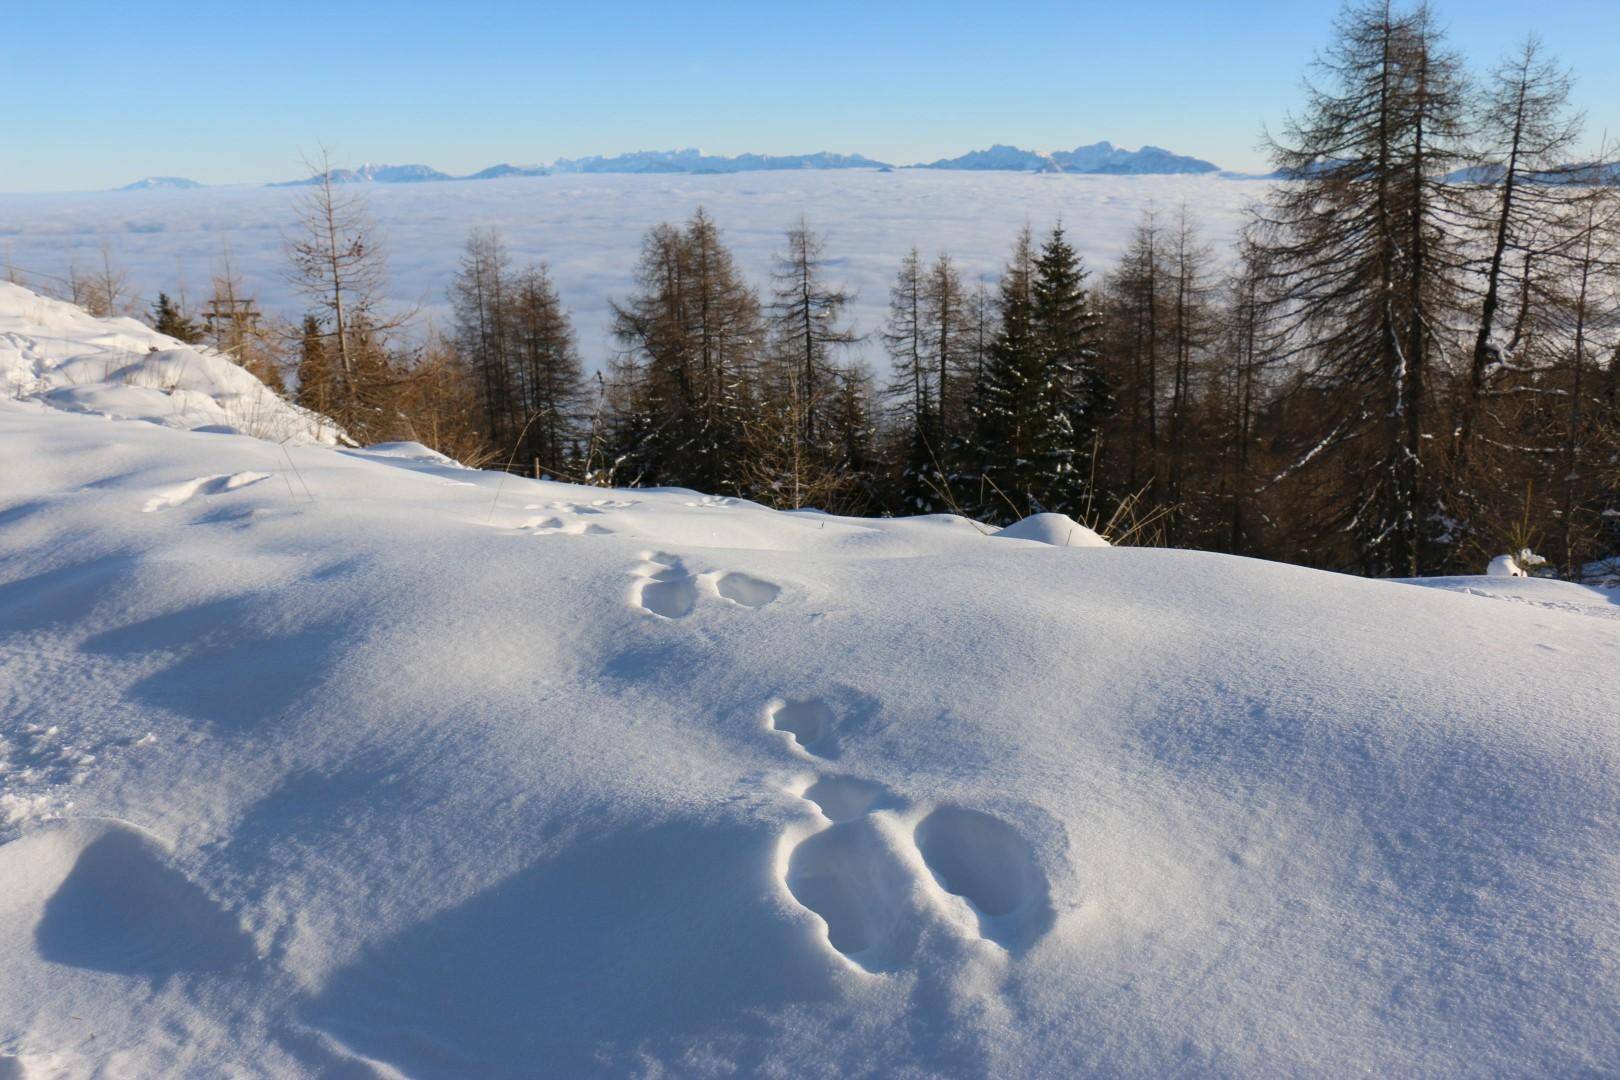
[5,0,1619,192]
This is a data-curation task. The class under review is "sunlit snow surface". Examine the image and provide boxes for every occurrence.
[2,286,1619,1077]
[0,172,1262,370]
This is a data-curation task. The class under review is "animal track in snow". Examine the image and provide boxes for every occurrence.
[519,515,613,537]
[141,471,269,513]
[914,805,1052,946]
[628,553,782,619]
[0,821,255,979]
[714,572,780,609]
[801,776,888,822]
[631,553,699,619]
[785,815,912,964]
[763,698,1053,965]
[769,698,836,757]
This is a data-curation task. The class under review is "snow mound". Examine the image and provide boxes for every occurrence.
[1,388,1618,1075]
[994,511,1110,547]
[0,282,335,444]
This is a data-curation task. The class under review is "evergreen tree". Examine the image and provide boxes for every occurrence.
[450,226,517,447]
[967,228,1084,523]
[295,313,337,421]
[882,248,946,513]
[149,292,201,344]
[1030,222,1110,512]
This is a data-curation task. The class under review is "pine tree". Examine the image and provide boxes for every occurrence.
[1030,222,1110,515]
[451,226,517,447]
[1102,210,1165,496]
[295,313,337,421]
[882,248,946,513]
[966,227,1083,523]
[149,292,201,344]
[285,149,410,436]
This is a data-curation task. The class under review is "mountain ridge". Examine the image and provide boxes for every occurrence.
[253,142,1227,186]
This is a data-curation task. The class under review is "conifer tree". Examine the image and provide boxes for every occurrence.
[451,227,517,445]
[882,248,946,512]
[149,292,201,344]
[1030,222,1110,511]
[610,209,762,493]
[509,263,585,475]
[1252,0,1467,574]
[768,217,860,446]
[966,227,1084,523]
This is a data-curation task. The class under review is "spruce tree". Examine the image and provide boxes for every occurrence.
[882,249,946,513]
[967,228,1082,523]
[1030,223,1110,513]
[149,292,201,344]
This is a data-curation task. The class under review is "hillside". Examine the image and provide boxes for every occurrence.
[0,283,335,444]
[0,287,1617,1077]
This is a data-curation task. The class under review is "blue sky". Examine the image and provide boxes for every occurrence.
[5,0,1619,192]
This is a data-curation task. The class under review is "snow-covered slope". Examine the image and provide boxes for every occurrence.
[0,283,336,444]
[2,301,1618,1076]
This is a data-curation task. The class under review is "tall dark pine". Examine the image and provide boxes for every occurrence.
[1030,223,1110,509]
[450,227,516,446]
[967,228,1082,523]
[149,293,201,344]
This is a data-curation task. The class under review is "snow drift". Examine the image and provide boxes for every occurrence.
[0,282,336,444]
[1,288,1618,1076]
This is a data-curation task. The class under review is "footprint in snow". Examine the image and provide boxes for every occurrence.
[769,697,838,758]
[715,572,780,609]
[141,472,270,513]
[765,697,1053,967]
[628,553,781,619]
[0,820,256,979]
[631,553,699,619]
[520,515,613,537]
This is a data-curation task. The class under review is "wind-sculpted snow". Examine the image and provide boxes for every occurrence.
[1,296,1619,1076]
[0,171,1260,374]
[0,282,336,443]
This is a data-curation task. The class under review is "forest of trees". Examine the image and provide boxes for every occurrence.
[39,1,1620,580]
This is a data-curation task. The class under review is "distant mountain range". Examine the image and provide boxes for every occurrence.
[266,163,457,186]
[117,146,1620,191]
[249,143,1225,187]
[119,176,204,191]
[917,141,1219,175]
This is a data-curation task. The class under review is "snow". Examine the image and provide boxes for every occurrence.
[995,512,1110,548]
[0,282,335,443]
[2,289,1619,1076]
[0,171,1261,373]
[1487,553,1528,577]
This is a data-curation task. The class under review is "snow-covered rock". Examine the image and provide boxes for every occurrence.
[994,511,1110,548]
[1487,548,1547,578]
[0,282,336,444]
[0,293,1617,1075]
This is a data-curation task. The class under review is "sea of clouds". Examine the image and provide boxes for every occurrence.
[0,171,1264,372]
